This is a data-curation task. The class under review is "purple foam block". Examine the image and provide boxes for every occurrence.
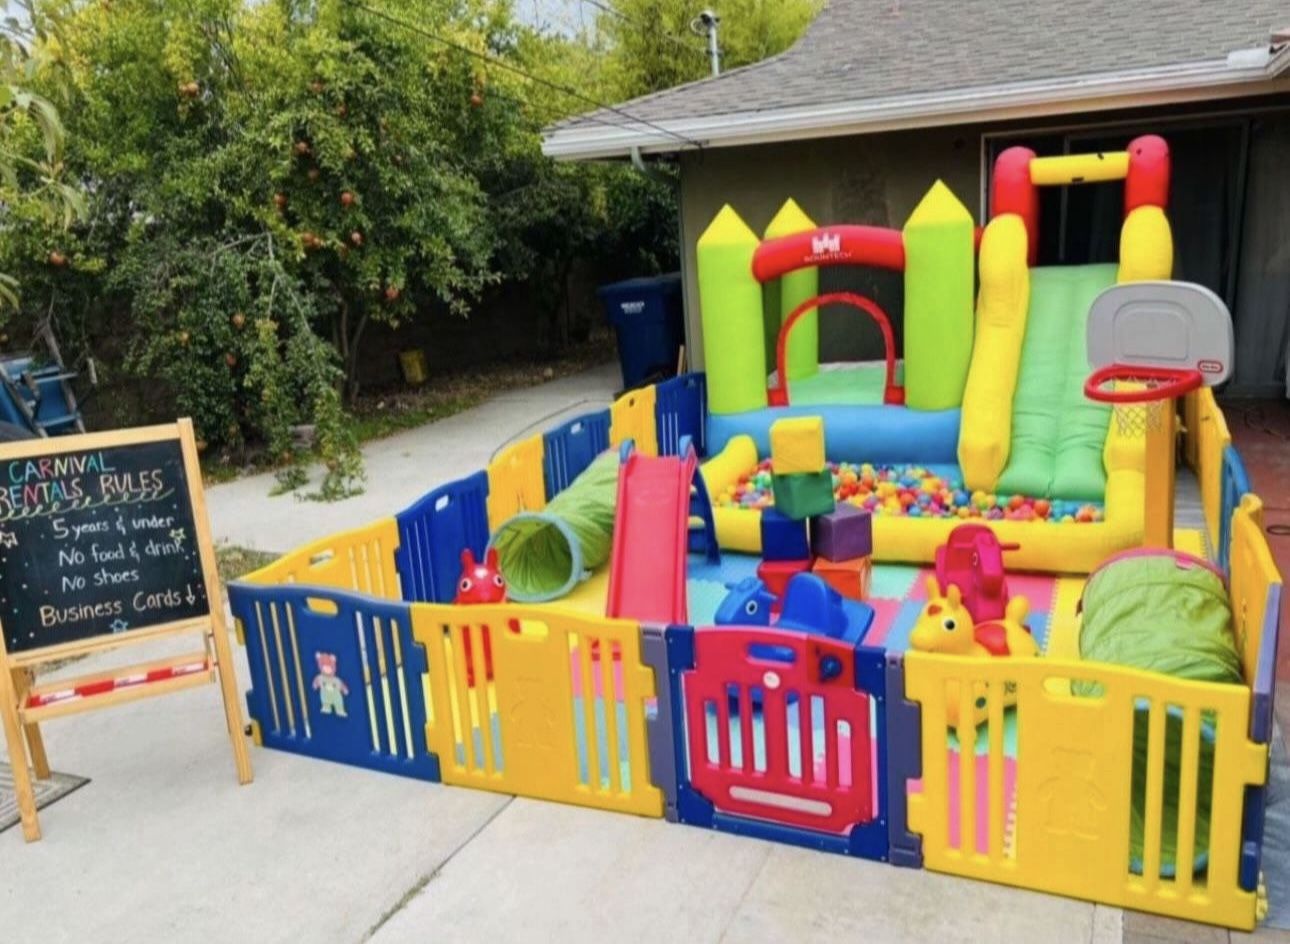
[811,503,873,562]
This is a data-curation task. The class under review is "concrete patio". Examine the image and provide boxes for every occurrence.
[1,363,1286,943]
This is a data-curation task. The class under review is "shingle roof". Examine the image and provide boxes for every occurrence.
[545,0,1289,157]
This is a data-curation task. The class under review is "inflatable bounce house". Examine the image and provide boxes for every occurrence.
[698,136,1178,572]
[229,136,1282,931]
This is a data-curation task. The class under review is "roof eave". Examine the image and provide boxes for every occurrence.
[542,49,1290,161]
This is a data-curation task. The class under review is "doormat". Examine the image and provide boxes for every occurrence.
[0,763,89,833]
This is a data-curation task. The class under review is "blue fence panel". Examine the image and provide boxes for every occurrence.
[655,372,706,457]
[395,471,490,603]
[543,409,610,498]
[1240,580,1282,891]
[230,584,439,781]
[1218,445,1251,574]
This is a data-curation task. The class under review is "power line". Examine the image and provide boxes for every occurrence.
[480,81,678,141]
[351,2,703,152]
[578,0,709,58]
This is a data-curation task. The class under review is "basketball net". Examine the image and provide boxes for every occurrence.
[1084,365,1203,438]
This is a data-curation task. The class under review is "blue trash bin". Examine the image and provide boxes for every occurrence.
[597,273,684,390]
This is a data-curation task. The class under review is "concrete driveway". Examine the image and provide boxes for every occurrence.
[207,361,622,553]
[2,362,1285,943]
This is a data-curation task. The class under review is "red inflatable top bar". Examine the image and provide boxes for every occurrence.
[752,225,905,283]
[1124,134,1170,213]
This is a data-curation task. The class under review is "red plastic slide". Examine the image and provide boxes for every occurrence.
[605,449,696,624]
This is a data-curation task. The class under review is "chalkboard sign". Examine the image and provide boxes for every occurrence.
[0,437,210,652]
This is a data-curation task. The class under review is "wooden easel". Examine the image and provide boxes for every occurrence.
[0,420,252,841]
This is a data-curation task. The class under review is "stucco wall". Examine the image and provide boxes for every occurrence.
[678,124,985,369]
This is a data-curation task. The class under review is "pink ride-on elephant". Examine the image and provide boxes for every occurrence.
[935,523,1019,625]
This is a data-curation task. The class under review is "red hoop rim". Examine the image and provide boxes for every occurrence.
[1084,364,1203,404]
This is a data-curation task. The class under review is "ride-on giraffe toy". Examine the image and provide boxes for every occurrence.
[910,577,1037,726]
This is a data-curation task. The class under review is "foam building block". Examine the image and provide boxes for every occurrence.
[756,558,811,601]
[771,470,835,520]
[812,555,872,601]
[769,416,825,475]
[811,503,873,562]
[760,507,810,562]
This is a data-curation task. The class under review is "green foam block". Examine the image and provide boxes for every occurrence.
[771,470,836,520]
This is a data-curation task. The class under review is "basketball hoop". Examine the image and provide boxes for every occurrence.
[1084,364,1202,436]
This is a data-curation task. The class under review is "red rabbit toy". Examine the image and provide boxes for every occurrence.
[455,548,507,686]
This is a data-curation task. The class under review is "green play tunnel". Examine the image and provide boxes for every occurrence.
[489,450,619,603]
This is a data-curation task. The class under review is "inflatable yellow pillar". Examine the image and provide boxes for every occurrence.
[958,214,1030,491]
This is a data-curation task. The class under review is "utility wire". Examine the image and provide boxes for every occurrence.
[578,0,709,57]
[481,83,672,140]
[351,1,703,151]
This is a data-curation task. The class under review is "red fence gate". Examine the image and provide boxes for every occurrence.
[669,626,889,858]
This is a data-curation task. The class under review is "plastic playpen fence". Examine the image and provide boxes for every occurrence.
[1230,495,1281,894]
[395,471,491,604]
[1194,388,1230,549]
[655,373,706,457]
[230,584,439,780]
[610,384,658,456]
[905,496,1279,930]
[411,603,663,817]
[668,625,889,858]
[486,434,547,531]
[1218,447,1251,576]
[906,654,1267,928]
[543,411,611,498]
[244,518,402,599]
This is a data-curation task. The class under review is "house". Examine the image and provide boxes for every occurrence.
[543,0,1290,397]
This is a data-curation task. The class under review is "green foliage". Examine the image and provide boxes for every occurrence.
[0,0,812,500]
[595,0,823,100]
[0,1,83,308]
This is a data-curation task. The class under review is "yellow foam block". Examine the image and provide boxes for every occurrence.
[770,416,825,474]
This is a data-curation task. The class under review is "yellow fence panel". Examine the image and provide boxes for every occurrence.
[1230,495,1282,684]
[243,518,402,600]
[485,434,547,530]
[1182,390,1200,469]
[610,385,658,456]
[906,653,1267,929]
[1193,388,1231,546]
[412,604,663,817]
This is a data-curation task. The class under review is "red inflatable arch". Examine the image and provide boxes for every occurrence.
[752,226,906,407]
[770,292,903,407]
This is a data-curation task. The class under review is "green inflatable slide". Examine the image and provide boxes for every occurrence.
[997,264,1116,501]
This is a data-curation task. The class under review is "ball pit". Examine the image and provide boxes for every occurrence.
[715,460,1104,524]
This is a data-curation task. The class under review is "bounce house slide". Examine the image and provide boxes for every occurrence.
[606,451,694,624]
[996,264,1117,501]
